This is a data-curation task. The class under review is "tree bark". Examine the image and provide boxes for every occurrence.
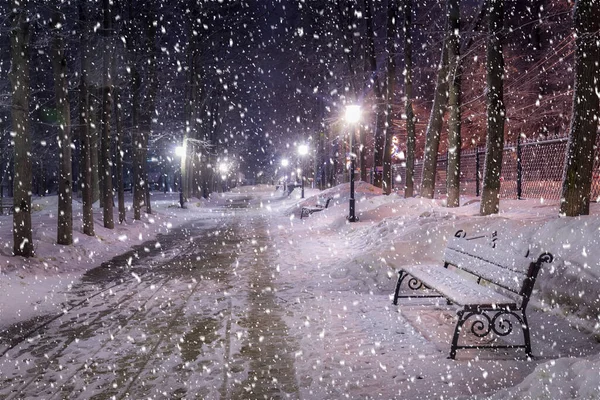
[141,7,158,215]
[90,87,101,205]
[382,0,398,195]
[101,0,114,228]
[480,0,506,216]
[420,34,449,199]
[131,66,142,219]
[446,0,462,207]
[181,2,200,206]
[115,85,126,223]
[403,0,416,198]
[79,0,94,236]
[358,126,367,182]
[112,0,125,223]
[559,0,600,217]
[365,0,386,188]
[10,0,34,257]
[51,7,73,245]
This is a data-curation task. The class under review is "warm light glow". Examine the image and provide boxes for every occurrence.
[298,144,309,156]
[281,158,289,167]
[345,105,361,124]
[175,145,185,158]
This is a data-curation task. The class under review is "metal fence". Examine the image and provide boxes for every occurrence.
[386,134,600,202]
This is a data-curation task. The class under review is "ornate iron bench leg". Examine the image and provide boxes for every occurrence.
[393,270,407,305]
[521,311,533,358]
[449,309,467,359]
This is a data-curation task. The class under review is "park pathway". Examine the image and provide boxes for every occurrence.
[0,196,299,399]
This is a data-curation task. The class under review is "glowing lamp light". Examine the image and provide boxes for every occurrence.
[298,144,309,156]
[344,105,361,124]
[175,145,185,159]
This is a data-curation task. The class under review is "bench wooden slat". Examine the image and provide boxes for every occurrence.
[402,264,517,307]
[447,236,531,274]
[300,197,332,219]
[443,249,526,294]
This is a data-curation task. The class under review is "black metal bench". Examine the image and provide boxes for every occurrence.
[392,230,553,359]
[0,201,14,215]
[300,197,332,219]
[286,183,300,196]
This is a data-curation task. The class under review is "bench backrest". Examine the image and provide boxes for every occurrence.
[443,233,553,306]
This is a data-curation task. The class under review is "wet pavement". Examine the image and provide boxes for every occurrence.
[0,196,299,399]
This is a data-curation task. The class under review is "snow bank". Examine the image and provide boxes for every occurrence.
[480,353,600,399]
[276,184,600,399]
[281,185,600,331]
[0,193,204,329]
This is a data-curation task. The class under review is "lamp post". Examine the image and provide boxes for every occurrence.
[345,105,361,222]
[219,162,229,192]
[175,144,185,208]
[298,144,309,199]
[281,158,289,192]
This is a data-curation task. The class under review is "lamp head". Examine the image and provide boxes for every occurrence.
[345,105,361,124]
[298,144,309,156]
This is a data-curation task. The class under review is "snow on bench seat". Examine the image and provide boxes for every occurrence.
[444,236,533,294]
[402,264,517,308]
[392,230,554,359]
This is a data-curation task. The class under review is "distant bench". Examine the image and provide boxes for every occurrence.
[300,197,332,219]
[286,183,300,196]
[392,230,553,359]
[0,200,14,215]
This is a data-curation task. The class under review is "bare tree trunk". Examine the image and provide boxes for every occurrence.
[383,0,398,195]
[365,0,386,188]
[131,67,142,219]
[79,0,94,236]
[480,0,505,216]
[112,8,126,224]
[358,126,367,182]
[90,87,101,205]
[51,7,73,245]
[115,86,126,223]
[446,0,462,207]
[145,171,151,214]
[10,0,34,257]
[101,0,114,228]
[181,4,199,206]
[403,0,417,198]
[421,33,449,199]
[126,0,144,220]
[141,7,158,215]
[560,0,600,217]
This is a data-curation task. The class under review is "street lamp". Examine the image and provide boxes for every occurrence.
[281,158,289,192]
[298,144,309,199]
[345,105,361,222]
[219,162,229,192]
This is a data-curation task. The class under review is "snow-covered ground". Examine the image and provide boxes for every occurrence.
[1,184,600,398]
[0,192,207,327]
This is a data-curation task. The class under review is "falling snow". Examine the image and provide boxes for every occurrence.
[0,187,599,398]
